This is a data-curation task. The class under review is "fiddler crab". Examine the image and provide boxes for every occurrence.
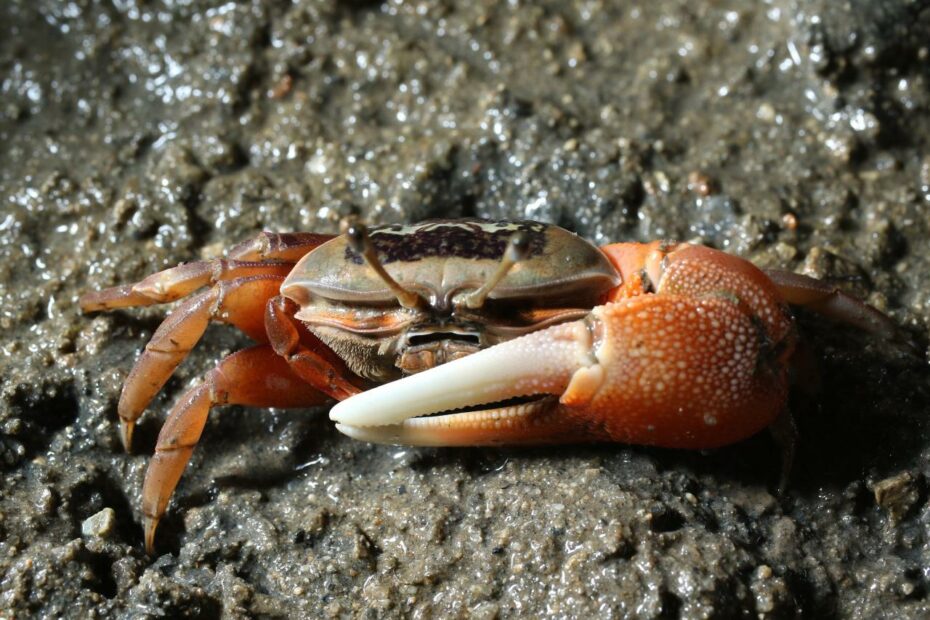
[80,218,896,552]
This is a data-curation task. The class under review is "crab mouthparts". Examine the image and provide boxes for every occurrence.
[329,318,601,446]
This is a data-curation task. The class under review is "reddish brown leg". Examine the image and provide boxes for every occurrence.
[80,232,332,311]
[79,260,292,311]
[117,276,284,451]
[764,269,898,340]
[142,344,328,553]
[265,296,365,401]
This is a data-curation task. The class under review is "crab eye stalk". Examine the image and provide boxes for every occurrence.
[462,231,531,309]
[344,219,424,310]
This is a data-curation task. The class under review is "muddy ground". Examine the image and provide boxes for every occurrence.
[2,1,930,618]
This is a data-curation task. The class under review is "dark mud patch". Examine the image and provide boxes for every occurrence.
[3,379,80,466]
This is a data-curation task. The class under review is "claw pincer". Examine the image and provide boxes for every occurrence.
[332,242,798,449]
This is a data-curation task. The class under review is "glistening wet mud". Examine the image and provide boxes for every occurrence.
[2,1,930,617]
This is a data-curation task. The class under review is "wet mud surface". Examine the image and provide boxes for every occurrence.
[2,1,930,618]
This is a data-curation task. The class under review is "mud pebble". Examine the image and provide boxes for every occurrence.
[81,507,116,539]
[871,472,920,522]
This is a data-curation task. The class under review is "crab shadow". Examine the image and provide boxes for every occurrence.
[783,318,929,489]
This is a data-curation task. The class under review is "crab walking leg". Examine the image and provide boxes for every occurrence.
[141,344,328,553]
[80,260,294,311]
[332,295,790,449]
[763,269,899,340]
[79,233,332,312]
[117,275,284,451]
[265,296,365,401]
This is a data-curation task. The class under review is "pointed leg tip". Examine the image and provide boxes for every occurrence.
[144,515,160,554]
[79,290,115,313]
[77,293,97,313]
[119,420,135,453]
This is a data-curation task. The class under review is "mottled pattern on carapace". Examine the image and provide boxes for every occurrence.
[344,219,548,265]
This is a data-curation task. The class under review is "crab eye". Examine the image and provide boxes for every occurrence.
[343,219,425,310]
[462,231,531,309]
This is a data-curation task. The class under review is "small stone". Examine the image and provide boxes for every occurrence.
[757,102,776,123]
[823,132,858,163]
[800,248,870,298]
[81,507,116,538]
[872,472,920,522]
[687,170,718,196]
[566,41,587,67]
[774,242,798,261]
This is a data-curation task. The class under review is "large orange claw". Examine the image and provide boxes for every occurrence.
[330,291,790,449]
[331,242,809,450]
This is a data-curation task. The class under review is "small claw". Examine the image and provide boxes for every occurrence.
[330,317,606,445]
